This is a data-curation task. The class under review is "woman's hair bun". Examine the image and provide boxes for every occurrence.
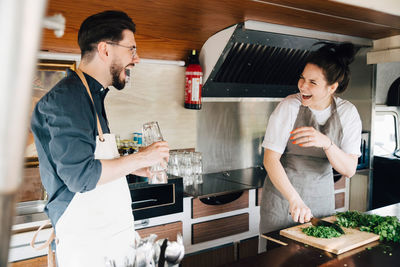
[306,41,360,94]
[315,42,358,67]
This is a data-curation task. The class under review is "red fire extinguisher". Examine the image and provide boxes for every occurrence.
[184,50,202,110]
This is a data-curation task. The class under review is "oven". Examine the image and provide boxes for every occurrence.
[127,175,183,220]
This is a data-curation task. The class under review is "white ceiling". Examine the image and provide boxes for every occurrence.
[331,0,400,16]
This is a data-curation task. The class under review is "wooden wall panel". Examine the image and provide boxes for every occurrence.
[10,256,47,267]
[136,221,182,242]
[42,0,400,61]
[16,167,44,202]
[192,190,249,219]
[192,213,249,244]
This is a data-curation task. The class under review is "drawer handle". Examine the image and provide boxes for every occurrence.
[134,219,150,228]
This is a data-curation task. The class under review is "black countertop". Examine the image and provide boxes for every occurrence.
[228,203,400,267]
[183,166,266,198]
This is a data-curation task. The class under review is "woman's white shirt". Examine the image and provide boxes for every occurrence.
[262,93,362,156]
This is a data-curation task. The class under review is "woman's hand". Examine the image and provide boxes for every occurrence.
[289,197,312,223]
[290,126,332,150]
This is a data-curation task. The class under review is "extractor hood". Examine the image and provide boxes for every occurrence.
[199,20,371,98]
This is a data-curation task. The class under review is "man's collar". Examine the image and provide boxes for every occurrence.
[82,72,104,95]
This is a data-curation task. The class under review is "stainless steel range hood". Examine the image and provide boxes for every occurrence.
[199,20,372,98]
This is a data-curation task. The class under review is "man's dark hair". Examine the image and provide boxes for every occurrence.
[78,10,136,60]
[306,42,359,94]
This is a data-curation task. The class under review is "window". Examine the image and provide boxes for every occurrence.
[374,110,399,156]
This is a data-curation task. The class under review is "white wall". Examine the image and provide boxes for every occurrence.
[106,63,197,150]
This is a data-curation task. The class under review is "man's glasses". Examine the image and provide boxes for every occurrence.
[106,41,137,58]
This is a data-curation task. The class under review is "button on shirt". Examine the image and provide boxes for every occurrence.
[31,70,110,227]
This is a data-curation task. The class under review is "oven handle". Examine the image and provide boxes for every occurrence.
[132,199,158,205]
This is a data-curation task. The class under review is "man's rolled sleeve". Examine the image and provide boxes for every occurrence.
[39,89,101,193]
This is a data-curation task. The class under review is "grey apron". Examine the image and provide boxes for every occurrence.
[260,99,343,234]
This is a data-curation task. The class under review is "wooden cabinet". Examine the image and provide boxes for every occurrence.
[257,188,262,206]
[136,221,182,241]
[181,243,235,267]
[335,192,345,209]
[192,213,249,244]
[334,175,349,212]
[10,256,47,267]
[238,236,258,260]
[192,190,248,218]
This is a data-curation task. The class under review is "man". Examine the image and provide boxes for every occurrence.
[31,10,169,266]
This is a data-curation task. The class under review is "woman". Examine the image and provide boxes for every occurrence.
[259,42,362,235]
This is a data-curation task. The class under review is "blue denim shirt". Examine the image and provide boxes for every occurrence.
[31,70,110,227]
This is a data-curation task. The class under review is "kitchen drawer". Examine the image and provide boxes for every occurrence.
[136,221,182,241]
[192,213,249,244]
[335,192,345,209]
[10,255,47,267]
[334,175,346,190]
[181,243,235,267]
[257,188,262,206]
[192,190,248,219]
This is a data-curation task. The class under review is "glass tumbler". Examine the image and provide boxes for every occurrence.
[192,152,203,184]
[142,121,168,184]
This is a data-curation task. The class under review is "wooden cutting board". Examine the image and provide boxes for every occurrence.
[279,216,380,254]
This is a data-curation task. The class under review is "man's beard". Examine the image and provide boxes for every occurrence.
[110,61,126,90]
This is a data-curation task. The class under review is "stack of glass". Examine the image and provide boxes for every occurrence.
[142,121,168,184]
[168,151,203,186]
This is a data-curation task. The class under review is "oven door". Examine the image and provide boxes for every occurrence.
[128,176,183,220]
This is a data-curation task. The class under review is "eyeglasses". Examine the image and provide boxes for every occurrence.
[106,41,137,58]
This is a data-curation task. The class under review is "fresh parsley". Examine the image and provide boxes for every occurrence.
[336,211,400,243]
[302,225,343,238]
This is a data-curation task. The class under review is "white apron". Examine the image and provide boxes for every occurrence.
[55,69,135,267]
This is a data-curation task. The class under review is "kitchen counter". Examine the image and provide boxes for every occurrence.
[184,166,266,198]
[227,203,400,267]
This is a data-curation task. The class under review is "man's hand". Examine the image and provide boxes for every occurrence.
[131,167,151,177]
[139,141,170,168]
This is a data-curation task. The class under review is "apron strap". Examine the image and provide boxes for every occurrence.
[75,68,105,142]
[30,220,56,267]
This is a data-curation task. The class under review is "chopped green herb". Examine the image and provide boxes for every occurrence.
[302,226,343,238]
[336,211,400,243]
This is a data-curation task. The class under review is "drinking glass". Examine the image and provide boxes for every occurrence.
[142,121,168,184]
[168,151,180,176]
[180,152,194,186]
[192,152,203,184]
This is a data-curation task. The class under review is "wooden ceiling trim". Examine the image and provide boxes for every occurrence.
[40,0,400,61]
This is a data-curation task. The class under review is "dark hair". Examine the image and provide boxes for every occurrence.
[78,10,136,60]
[305,42,359,94]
